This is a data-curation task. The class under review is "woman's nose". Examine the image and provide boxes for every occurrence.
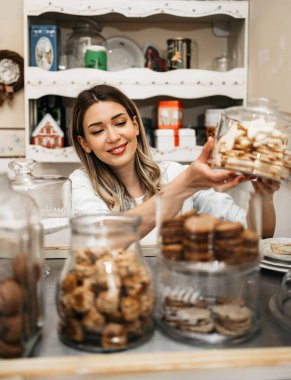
[106,126,120,142]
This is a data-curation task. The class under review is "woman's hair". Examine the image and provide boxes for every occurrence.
[69,84,162,211]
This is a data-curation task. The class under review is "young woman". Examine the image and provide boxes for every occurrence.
[69,84,279,242]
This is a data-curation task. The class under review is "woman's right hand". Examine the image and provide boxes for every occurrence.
[185,137,248,192]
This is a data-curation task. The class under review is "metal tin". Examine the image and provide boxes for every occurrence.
[167,38,191,70]
[31,25,58,71]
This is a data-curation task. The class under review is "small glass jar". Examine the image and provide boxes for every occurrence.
[156,206,261,344]
[210,101,291,181]
[0,173,44,358]
[65,20,106,69]
[212,53,235,72]
[56,214,155,352]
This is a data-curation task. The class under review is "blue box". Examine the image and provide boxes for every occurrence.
[31,25,58,71]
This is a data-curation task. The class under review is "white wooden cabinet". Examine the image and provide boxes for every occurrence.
[24,0,248,163]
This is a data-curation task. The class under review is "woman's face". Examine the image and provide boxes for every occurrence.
[78,101,139,171]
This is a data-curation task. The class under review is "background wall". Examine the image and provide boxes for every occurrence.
[0,0,290,236]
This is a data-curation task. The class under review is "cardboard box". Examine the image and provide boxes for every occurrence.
[31,25,58,71]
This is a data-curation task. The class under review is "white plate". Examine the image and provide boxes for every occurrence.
[106,36,144,71]
[260,237,291,263]
[260,262,289,273]
[41,218,69,234]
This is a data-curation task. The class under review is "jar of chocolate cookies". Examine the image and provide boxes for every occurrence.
[156,211,261,344]
[0,173,44,358]
[210,100,291,181]
[57,213,155,352]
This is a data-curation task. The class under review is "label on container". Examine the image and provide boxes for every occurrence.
[85,46,107,70]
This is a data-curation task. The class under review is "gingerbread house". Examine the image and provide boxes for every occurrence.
[32,113,64,149]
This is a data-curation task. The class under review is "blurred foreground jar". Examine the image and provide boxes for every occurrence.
[57,214,155,352]
[156,192,262,344]
[0,173,44,358]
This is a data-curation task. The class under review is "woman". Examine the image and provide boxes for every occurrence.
[69,84,279,242]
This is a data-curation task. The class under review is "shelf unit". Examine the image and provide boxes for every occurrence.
[24,0,249,163]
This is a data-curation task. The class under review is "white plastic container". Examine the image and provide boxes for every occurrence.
[155,129,196,151]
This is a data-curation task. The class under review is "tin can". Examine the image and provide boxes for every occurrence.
[31,25,58,71]
[84,45,107,70]
[167,38,191,70]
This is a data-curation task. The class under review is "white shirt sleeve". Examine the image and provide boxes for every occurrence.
[193,189,247,227]
[69,169,109,215]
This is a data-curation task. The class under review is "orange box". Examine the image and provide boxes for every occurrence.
[158,100,183,129]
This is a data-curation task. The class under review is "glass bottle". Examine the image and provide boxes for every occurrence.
[57,213,155,352]
[51,96,67,146]
[65,20,106,69]
[37,96,52,123]
[0,173,44,358]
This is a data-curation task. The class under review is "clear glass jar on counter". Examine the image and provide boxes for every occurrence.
[210,101,291,181]
[65,19,106,69]
[0,173,44,358]
[156,204,261,344]
[56,214,155,352]
[8,159,72,232]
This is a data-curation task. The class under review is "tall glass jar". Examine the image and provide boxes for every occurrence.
[0,173,44,358]
[57,214,155,352]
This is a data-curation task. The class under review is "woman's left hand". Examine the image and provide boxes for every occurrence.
[252,177,280,199]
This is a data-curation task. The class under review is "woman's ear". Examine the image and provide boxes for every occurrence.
[77,135,92,153]
[133,116,140,136]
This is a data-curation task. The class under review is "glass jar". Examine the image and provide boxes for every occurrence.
[212,53,235,72]
[65,20,106,69]
[210,101,291,181]
[156,209,261,344]
[0,173,44,358]
[56,214,155,352]
[9,159,72,230]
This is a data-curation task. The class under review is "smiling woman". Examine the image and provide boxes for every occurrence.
[69,85,279,242]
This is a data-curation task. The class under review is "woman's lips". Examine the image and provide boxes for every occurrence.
[107,143,127,155]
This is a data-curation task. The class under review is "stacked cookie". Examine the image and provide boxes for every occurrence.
[162,291,253,338]
[213,221,244,264]
[161,212,259,265]
[183,214,217,262]
[161,210,196,261]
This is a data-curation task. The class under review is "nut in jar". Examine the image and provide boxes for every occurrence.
[57,214,155,352]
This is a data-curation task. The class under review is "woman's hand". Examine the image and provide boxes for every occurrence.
[186,137,248,192]
[252,177,280,201]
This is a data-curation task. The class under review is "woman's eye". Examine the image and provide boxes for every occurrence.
[116,121,126,127]
[92,129,103,135]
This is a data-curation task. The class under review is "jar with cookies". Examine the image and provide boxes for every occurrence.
[56,213,155,352]
[210,99,291,181]
[0,173,44,358]
[156,209,261,344]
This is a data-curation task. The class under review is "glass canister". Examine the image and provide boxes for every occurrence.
[0,173,44,358]
[8,159,72,227]
[210,101,291,181]
[65,19,106,69]
[56,214,155,352]
[156,210,261,344]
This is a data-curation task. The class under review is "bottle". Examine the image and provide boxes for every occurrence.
[51,96,67,145]
[0,173,44,358]
[37,96,52,123]
[56,213,155,352]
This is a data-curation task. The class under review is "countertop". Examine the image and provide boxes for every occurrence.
[1,252,291,379]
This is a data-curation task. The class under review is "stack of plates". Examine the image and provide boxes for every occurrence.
[260,238,291,273]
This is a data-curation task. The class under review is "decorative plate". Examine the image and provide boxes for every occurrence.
[261,237,291,263]
[106,36,144,71]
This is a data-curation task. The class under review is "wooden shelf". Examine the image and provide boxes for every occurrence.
[26,144,79,163]
[26,67,247,100]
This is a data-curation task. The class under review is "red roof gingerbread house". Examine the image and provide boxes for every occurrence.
[32,113,64,149]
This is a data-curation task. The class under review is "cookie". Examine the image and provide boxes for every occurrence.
[162,244,183,261]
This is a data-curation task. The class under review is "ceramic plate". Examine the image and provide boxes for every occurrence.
[106,36,144,71]
[260,238,291,263]
[260,258,291,273]
[41,218,69,234]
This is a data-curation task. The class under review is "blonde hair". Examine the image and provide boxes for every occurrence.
[70,84,162,211]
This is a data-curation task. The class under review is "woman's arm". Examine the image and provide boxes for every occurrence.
[252,178,280,238]
[128,138,247,238]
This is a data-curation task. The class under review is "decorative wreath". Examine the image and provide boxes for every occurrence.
[0,50,24,106]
